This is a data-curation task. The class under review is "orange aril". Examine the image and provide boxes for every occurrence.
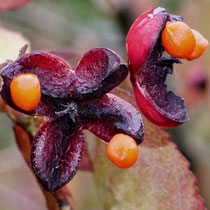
[187,29,209,61]
[107,133,138,169]
[161,21,196,59]
[10,73,41,111]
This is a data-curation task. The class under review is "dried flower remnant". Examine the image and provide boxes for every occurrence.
[0,48,144,192]
[126,7,208,128]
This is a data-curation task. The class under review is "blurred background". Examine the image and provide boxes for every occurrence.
[0,0,210,209]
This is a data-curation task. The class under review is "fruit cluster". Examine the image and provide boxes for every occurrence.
[0,48,144,192]
[0,7,208,192]
[126,7,208,127]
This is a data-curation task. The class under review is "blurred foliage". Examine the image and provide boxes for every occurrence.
[158,0,181,12]
[0,114,14,148]
[0,0,210,209]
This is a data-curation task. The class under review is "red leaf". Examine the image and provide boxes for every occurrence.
[0,0,31,12]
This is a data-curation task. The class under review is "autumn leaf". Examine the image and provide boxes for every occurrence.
[0,0,31,12]
[13,124,31,164]
[92,88,206,210]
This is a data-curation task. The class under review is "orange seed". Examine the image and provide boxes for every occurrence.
[187,29,209,61]
[10,73,41,111]
[107,133,138,169]
[162,21,196,59]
